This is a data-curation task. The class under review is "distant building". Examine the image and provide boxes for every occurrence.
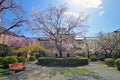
[38,34,77,57]
[0,27,18,44]
[114,29,120,33]
[0,27,38,48]
[37,34,97,57]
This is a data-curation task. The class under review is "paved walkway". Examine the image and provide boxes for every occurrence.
[84,62,120,80]
[0,62,120,80]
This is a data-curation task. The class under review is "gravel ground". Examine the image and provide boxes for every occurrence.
[0,62,120,80]
[84,62,120,80]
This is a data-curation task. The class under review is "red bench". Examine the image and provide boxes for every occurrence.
[9,62,25,73]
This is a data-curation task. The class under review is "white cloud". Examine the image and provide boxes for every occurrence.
[99,6,103,9]
[67,0,102,9]
[61,0,104,17]
[99,10,104,16]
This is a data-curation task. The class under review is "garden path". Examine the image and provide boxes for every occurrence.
[84,62,120,80]
[0,62,120,80]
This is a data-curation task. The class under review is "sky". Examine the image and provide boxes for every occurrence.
[21,0,120,37]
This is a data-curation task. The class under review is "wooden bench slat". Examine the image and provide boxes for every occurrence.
[9,62,25,71]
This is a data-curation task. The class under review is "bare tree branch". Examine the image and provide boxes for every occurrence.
[0,0,26,35]
[0,19,27,34]
[30,4,88,57]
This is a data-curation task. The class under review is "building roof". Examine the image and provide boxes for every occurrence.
[75,37,84,40]
[114,29,120,33]
[38,37,49,41]
[75,37,96,40]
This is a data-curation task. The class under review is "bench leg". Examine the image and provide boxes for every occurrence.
[14,70,17,73]
[22,67,26,71]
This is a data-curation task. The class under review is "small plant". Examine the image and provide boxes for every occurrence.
[105,58,114,67]
[99,54,106,61]
[112,52,118,59]
[90,56,98,61]
[18,56,26,64]
[115,58,120,71]
[29,56,36,61]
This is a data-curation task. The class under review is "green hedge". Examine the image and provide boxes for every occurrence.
[90,56,98,61]
[0,57,4,65]
[18,56,26,64]
[3,56,18,68]
[0,56,27,68]
[105,58,114,67]
[29,56,36,61]
[115,58,120,71]
[38,57,89,67]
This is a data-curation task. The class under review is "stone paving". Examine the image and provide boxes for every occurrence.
[84,62,120,80]
[0,62,120,80]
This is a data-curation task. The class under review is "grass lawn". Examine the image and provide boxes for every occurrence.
[50,67,92,75]
[98,61,118,71]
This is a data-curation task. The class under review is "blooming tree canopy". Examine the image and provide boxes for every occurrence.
[4,35,38,49]
[30,4,88,57]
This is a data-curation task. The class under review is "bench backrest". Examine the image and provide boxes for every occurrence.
[9,62,24,70]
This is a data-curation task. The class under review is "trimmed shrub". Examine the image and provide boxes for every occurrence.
[99,54,106,61]
[0,57,4,65]
[90,56,98,61]
[112,52,118,59]
[115,58,120,71]
[38,57,89,67]
[76,56,87,58]
[0,64,4,68]
[12,56,18,59]
[36,51,46,58]
[29,56,36,61]
[105,58,114,67]
[18,56,26,64]
[3,56,18,68]
[0,44,9,56]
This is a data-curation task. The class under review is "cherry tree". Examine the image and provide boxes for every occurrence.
[30,5,88,57]
[96,32,120,58]
[0,0,26,44]
[4,35,38,49]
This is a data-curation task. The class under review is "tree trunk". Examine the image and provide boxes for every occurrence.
[87,51,90,59]
[104,49,108,58]
[58,49,63,57]
[27,50,30,60]
[85,40,90,59]
[55,41,63,57]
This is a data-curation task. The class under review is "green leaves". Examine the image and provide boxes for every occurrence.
[12,44,45,53]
